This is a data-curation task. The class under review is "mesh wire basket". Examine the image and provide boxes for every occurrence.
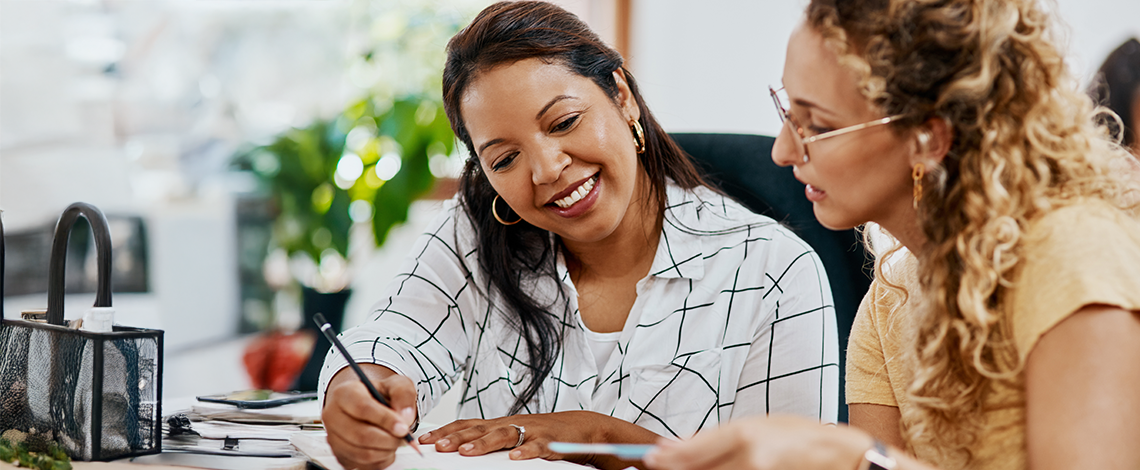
[0,203,164,461]
[0,322,164,460]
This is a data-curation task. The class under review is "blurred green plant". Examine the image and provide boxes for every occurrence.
[234,95,454,265]
[0,437,72,470]
[231,2,470,294]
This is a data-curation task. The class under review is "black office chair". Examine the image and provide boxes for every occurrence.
[671,133,873,423]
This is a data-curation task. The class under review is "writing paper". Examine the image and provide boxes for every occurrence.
[290,432,584,470]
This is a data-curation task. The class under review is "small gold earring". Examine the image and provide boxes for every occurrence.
[912,163,925,210]
[492,194,522,225]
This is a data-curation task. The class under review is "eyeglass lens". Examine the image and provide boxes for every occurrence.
[770,87,809,160]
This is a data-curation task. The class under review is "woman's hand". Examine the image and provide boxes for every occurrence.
[419,410,660,469]
[321,364,418,470]
[643,415,876,470]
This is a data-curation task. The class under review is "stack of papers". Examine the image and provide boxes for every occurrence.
[163,398,595,469]
[155,397,320,465]
[186,399,322,424]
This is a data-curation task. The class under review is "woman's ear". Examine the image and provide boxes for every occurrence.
[915,117,952,165]
[611,69,641,123]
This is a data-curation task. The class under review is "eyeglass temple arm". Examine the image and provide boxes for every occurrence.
[803,116,900,144]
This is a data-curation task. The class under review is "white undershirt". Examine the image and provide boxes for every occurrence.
[577,315,621,376]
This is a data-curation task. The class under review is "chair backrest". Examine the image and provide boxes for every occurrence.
[671,133,872,423]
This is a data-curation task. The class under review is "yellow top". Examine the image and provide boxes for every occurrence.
[846,200,1140,469]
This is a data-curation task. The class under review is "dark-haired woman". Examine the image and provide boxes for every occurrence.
[318,2,838,469]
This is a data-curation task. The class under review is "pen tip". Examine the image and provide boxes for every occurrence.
[411,442,424,457]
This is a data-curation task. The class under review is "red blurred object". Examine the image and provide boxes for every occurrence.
[242,330,317,392]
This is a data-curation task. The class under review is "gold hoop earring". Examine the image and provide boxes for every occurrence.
[630,121,646,154]
[492,194,522,225]
[912,163,925,210]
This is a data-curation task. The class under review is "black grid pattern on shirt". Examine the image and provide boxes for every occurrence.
[323,188,838,438]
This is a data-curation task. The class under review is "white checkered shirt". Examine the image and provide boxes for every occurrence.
[319,183,839,437]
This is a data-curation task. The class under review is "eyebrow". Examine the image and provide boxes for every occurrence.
[792,96,839,120]
[780,81,835,118]
[536,95,575,120]
[477,138,505,155]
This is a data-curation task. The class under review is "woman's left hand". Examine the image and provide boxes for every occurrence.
[419,410,659,465]
[643,415,874,470]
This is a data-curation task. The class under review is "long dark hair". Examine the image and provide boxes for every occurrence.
[1090,38,1140,149]
[442,1,705,414]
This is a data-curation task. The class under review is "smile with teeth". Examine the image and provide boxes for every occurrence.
[553,175,597,208]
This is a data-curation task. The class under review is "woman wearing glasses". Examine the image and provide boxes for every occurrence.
[645,0,1140,469]
[318,3,838,469]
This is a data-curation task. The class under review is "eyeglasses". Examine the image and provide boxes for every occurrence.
[769,86,902,162]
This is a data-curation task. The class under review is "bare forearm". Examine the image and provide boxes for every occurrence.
[586,413,662,470]
[644,415,940,470]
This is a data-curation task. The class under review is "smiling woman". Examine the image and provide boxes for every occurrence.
[314,2,839,470]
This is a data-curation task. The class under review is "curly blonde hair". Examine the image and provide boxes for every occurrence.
[805,0,1140,463]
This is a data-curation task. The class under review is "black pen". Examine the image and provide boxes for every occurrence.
[313,313,423,457]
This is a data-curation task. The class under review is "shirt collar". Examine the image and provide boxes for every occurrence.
[647,183,706,280]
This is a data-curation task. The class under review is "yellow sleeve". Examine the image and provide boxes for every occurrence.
[845,280,899,406]
[1011,202,1140,360]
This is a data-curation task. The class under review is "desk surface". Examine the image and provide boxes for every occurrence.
[1,462,187,470]
[2,454,307,470]
[0,399,587,470]
[0,434,587,470]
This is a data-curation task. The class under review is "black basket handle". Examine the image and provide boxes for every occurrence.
[46,203,113,326]
[1,208,5,321]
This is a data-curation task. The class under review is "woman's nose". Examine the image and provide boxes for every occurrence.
[772,121,804,167]
[531,145,571,185]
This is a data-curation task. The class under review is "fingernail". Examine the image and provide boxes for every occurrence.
[437,439,450,448]
[419,432,431,442]
[401,407,416,422]
[460,443,474,452]
[510,450,522,459]
[393,422,409,436]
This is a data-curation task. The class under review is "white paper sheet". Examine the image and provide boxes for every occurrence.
[290,432,585,470]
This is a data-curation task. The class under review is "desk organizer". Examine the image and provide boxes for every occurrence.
[0,203,164,460]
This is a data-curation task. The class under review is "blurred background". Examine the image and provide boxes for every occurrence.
[2,0,1138,418]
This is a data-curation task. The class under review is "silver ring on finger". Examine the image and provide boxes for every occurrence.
[508,424,526,449]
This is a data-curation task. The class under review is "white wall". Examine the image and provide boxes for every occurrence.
[629,0,1140,137]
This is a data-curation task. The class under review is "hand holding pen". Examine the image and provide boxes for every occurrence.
[314,313,424,460]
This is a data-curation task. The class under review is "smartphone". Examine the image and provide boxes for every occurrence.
[196,390,318,409]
